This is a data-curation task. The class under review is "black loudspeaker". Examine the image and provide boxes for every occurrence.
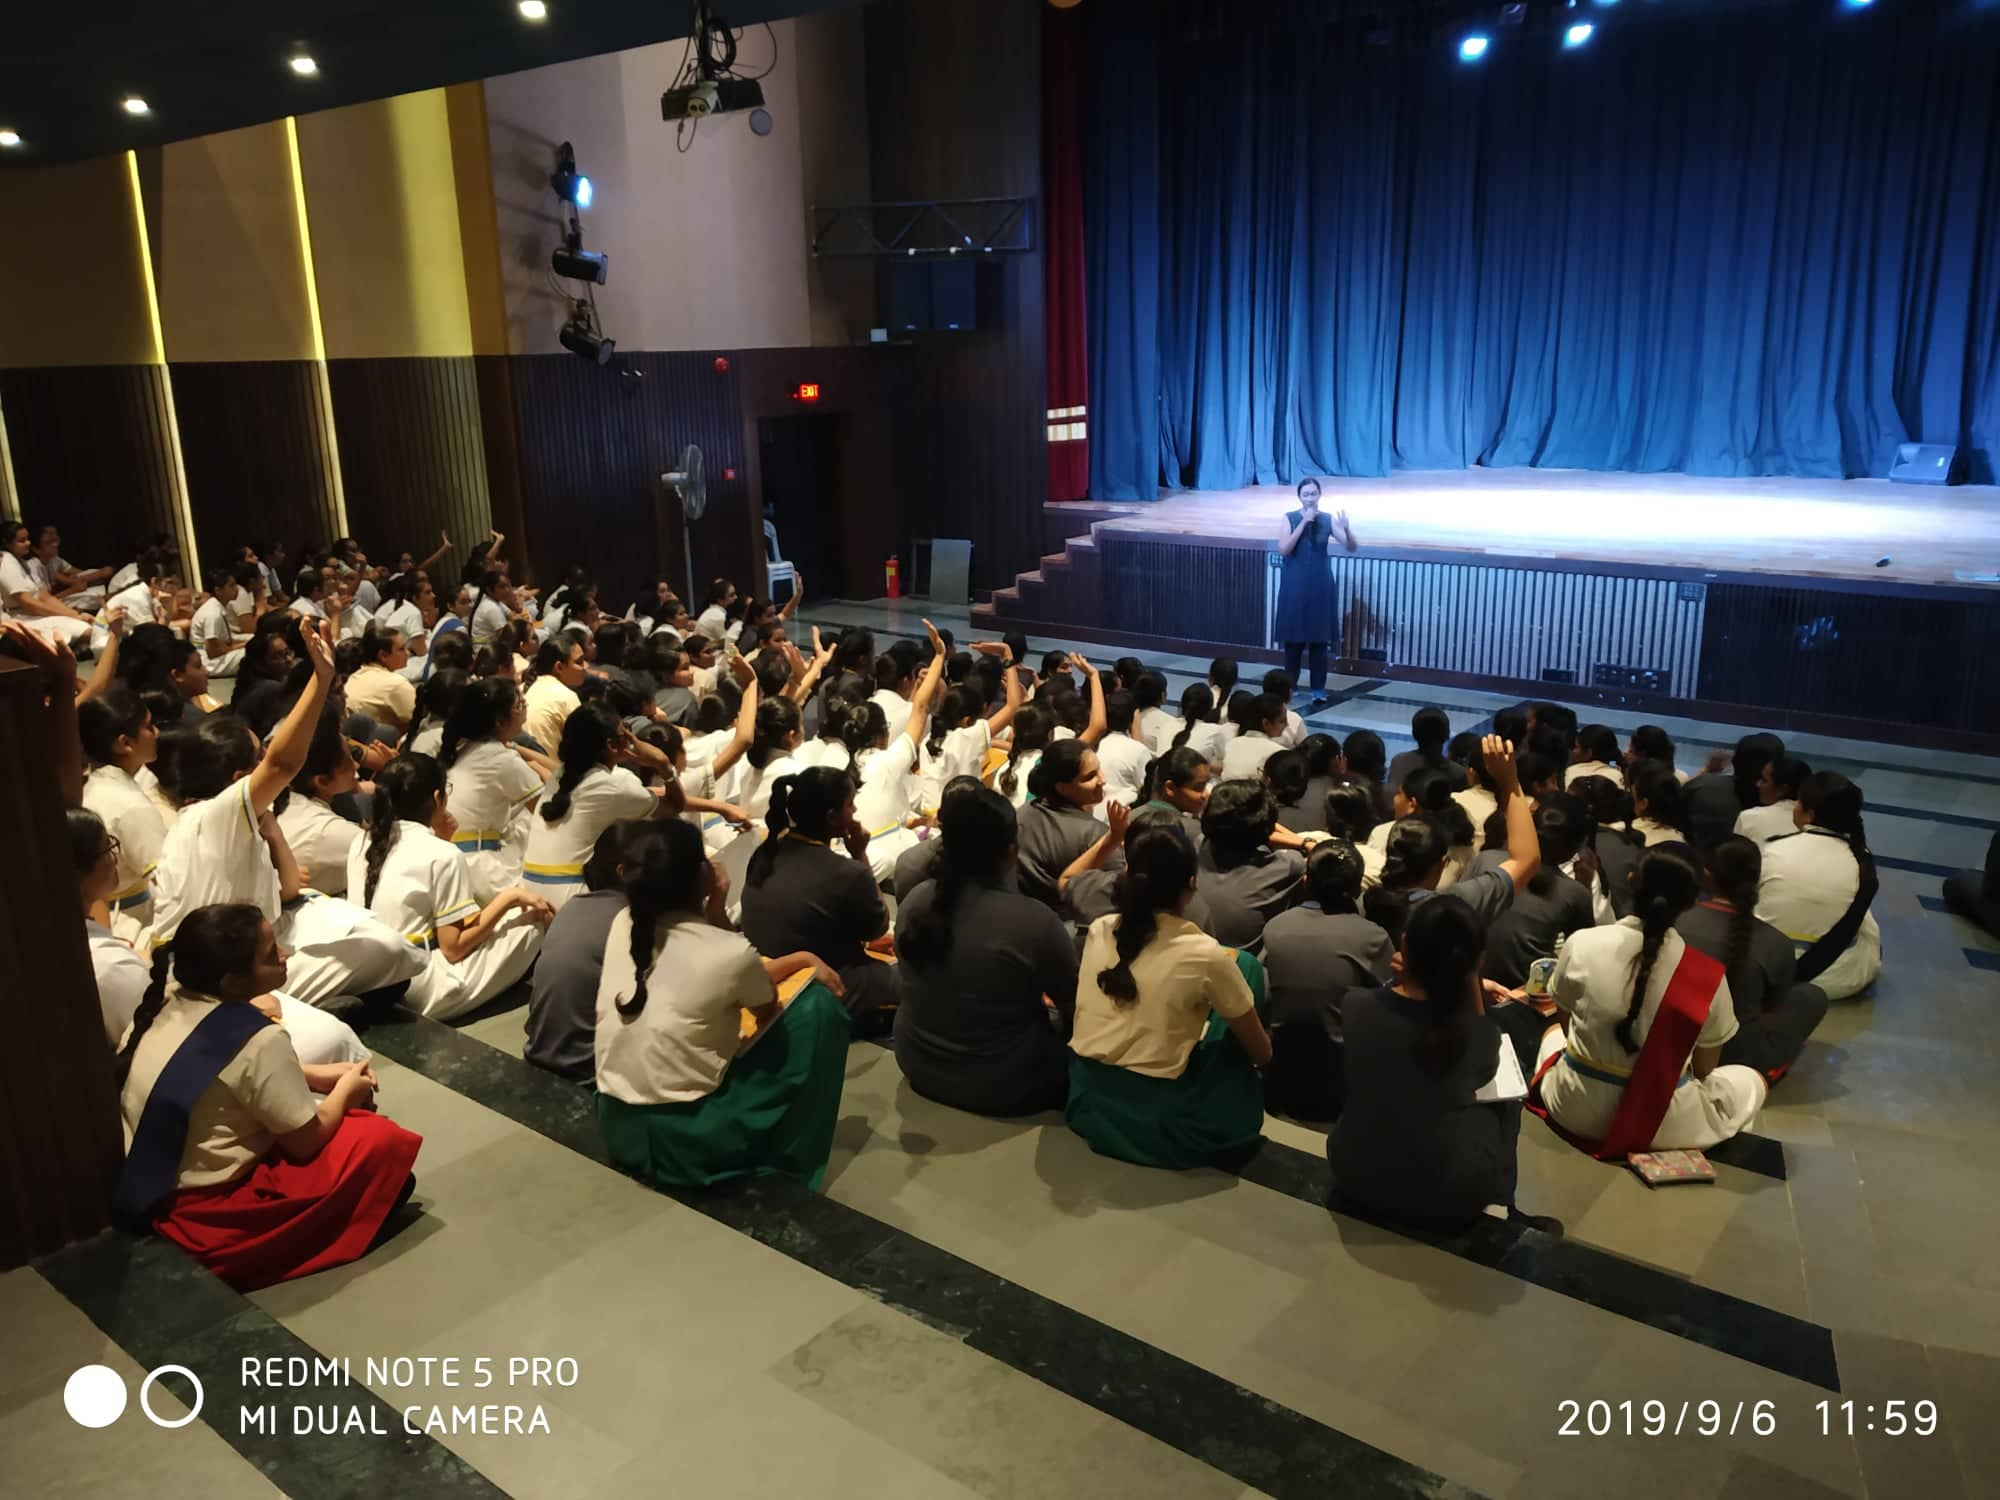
[1889,442,1965,486]
[876,261,1002,332]
[880,263,931,332]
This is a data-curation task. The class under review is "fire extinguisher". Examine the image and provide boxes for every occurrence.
[885,556,901,599]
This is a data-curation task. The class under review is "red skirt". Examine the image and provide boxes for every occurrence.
[153,1110,423,1291]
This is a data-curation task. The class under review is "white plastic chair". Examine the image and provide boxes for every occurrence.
[764,518,797,602]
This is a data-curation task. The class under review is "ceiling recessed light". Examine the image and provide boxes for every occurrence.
[0,129,20,148]
[289,55,318,76]
[122,96,150,116]
[519,0,548,19]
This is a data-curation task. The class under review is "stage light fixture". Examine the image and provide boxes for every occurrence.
[551,246,608,283]
[1564,22,1594,45]
[519,0,549,18]
[560,313,615,366]
[1499,4,1526,25]
[123,96,150,116]
[1459,33,1490,60]
[1840,0,1874,8]
[0,129,19,148]
[551,143,592,209]
[289,54,318,76]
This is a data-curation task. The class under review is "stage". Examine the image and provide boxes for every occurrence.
[1051,470,2000,591]
[972,469,2000,748]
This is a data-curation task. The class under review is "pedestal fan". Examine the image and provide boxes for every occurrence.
[662,444,706,605]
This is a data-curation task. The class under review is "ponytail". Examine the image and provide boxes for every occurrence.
[361,755,443,905]
[1794,772,1878,985]
[998,705,1054,798]
[747,698,803,771]
[113,904,270,1088]
[440,677,518,768]
[543,704,619,823]
[1096,825,1195,1005]
[1170,683,1215,752]
[901,787,1015,968]
[745,765,851,888]
[1616,847,1701,1053]
[1398,895,1486,1076]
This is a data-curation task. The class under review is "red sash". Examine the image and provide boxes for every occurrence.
[1529,944,1726,1161]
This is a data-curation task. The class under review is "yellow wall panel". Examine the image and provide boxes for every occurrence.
[0,155,158,368]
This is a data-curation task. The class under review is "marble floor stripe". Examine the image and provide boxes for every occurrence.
[361,1014,1474,1500]
[1220,1132,1837,1390]
[34,1232,512,1500]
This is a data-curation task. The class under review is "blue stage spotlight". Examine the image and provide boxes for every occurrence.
[1459,33,1491,60]
[1840,0,1874,8]
[1565,21,1594,46]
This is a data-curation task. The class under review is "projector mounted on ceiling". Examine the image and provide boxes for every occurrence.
[661,3,770,125]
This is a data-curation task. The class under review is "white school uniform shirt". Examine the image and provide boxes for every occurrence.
[1755,827,1881,1000]
[856,738,923,835]
[82,764,168,939]
[870,688,914,741]
[695,604,730,642]
[353,576,381,614]
[1220,731,1281,783]
[939,720,992,786]
[594,909,773,1104]
[523,675,580,755]
[88,919,152,1046]
[1452,785,1497,850]
[1094,731,1153,811]
[276,794,360,897]
[1138,706,1180,757]
[1183,720,1231,766]
[793,738,853,774]
[191,595,237,657]
[524,765,655,890]
[336,601,374,642]
[155,780,281,943]
[680,729,731,771]
[256,561,280,597]
[378,598,425,644]
[0,551,41,616]
[292,595,326,621]
[998,749,1041,810]
[1565,759,1618,788]
[409,723,445,757]
[471,594,509,646]
[1278,709,1306,750]
[136,765,179,830]
[740,753,803,822]
[445,738,546,898]
[1734,801,1797,844]
[98,580,158,627]
[347,820,483,948]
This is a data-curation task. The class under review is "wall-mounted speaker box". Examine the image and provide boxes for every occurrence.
[876,261,1003,332]
[1888,443,1964,485]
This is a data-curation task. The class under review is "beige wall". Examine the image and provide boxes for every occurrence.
[482,22,815,355]
[0,154,159,368]
[156,121,318,363]
[296,91,476,360]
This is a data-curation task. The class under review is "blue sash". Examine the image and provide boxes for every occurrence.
[113,1003,274,1226]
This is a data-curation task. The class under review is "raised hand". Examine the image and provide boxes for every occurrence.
[301,622,336,682]
[1481,734,1520,796]
[1105,800,1131,842]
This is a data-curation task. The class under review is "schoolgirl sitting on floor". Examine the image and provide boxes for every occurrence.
[523,703,676,909]
[113,903,421,1290]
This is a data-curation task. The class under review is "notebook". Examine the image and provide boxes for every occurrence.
[1474,1043,1528,1104]
[1625,1150,1716,1187]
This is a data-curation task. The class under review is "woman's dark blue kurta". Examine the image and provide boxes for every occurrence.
[1273,509,1335,644]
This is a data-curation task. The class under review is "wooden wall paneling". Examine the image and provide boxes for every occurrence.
[0,365,182,562]
[172,360,342,569]
[506,351,750,616]
[0,658,120,1267]
[326,356,494,573]
[863,0,1048,595]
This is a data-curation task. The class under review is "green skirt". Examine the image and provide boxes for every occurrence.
[1064,951,1268,1171]
[596,983,852,1191]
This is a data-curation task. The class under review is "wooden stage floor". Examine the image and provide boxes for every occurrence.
[1049,470,2000,591]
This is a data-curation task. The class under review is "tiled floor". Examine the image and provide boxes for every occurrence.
[15,599,2000,1498]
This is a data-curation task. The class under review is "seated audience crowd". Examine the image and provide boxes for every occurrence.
[10,518,1894,1290]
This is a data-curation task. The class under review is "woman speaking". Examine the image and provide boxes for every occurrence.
[1274,478,1358,709]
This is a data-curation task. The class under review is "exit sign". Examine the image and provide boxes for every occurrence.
[791,382,821,402]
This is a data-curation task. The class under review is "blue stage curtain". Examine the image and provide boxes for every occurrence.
[1083,0,2000,496]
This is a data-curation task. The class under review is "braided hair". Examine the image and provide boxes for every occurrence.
[612,820,706,1020]
[1322,775,1379,846]
[1615,846,1702,1053]
[1703,835,1765,1005]
[440,677,520,768]
[1304,838,1366,914]
[1097,824,1197,1005]
[900,785,1014,969]
[1363,817,1450,944]
[543,704,621,823]
[113,903,268,1089]
[1793,770,1877,985]
[999,704,1055,798]
[1401,764,1474,847]
[837,702,887,760]
[1167,684,1213,753]
[745,765,853,888]
[364,753,445,905]
[1208,657,1238,702]
[1399,894,1487,1076]
[926,684,977,760]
